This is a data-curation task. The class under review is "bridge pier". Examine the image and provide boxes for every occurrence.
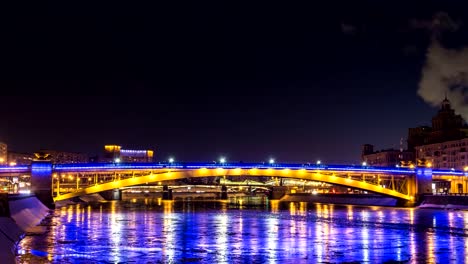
[31,161,54,209]
[162,185,173,200]
[99,189,122,201]
[268,186,288,200]
[414,168,433,205]
[220,185,228,200]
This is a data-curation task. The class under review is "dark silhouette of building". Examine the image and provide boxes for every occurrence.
[40,149,88,164]
[408,97,468,151]
[364,97,468,169]
[361,146,414,167]
[7,151,34,165]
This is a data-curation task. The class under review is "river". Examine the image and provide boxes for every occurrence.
[16,199,468,263]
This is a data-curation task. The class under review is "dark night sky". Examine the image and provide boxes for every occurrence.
[1,1,468,163]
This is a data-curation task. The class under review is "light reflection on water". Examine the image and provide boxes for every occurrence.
[16,200,468,263]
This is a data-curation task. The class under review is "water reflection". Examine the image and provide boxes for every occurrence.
[16,200,468,263]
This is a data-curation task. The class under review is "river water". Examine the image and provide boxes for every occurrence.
[16,199,468,263]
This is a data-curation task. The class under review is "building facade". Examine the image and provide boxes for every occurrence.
[362,144,414,167]
[7,151,34,165]
[103,145,154,162]
[0,142,6,165]
[40,150,89,164]
[416,138,468,170]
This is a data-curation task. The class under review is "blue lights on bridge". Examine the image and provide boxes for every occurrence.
[1,162,468,177]
[0,165,30,173]
[54,162,419,174]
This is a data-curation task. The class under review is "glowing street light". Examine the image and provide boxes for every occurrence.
[9,162,16,166]
[269,158,275,164]
[316,160,321,165]
[168,157,174,163]
[219,157,226,164]
[114,158,121,163]
[362,161,367,166]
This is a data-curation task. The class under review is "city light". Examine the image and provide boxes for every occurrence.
[464,166,468,172]
[269,158,275,164]
[114,158,121,163]
[219,157,226,164]
[362,162,367,166]
[9,162,16,166]
[426,162,432,168]
[316,160,321,165]
[169,157,174,163]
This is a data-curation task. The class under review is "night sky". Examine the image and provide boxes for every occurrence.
[2,1,468,163]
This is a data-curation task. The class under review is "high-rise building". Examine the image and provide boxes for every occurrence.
[408,97,467,150]
[363,97,467,169]
[103,145,154,162]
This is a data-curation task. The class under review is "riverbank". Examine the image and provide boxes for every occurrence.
[0,195,50,263]
[281,193,398,206]
[418,195,468,210]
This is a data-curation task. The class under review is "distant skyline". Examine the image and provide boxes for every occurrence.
[2,1,468,163]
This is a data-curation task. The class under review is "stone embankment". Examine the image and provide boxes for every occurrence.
[0,194,50,264]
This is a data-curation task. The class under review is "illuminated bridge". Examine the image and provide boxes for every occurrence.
[1,161,467,207]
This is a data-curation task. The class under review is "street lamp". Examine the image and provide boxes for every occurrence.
[316,160,321,165]
[362,161,367,166]
[168,157,174,163]
[269,158,275,164]
[114,158,121,163]
[219,157,226,164]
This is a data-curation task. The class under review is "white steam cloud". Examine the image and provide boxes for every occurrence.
[418,12,468,121]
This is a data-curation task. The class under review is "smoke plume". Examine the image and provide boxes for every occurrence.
[418,12,468,121]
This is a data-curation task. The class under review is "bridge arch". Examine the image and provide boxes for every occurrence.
[54,168,413,201]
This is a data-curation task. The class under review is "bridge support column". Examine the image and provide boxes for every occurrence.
[31,161,55,209]
[162,185,172,200]
[413,168,433,205]
[99,189,122,201]
[220,185,228,200]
